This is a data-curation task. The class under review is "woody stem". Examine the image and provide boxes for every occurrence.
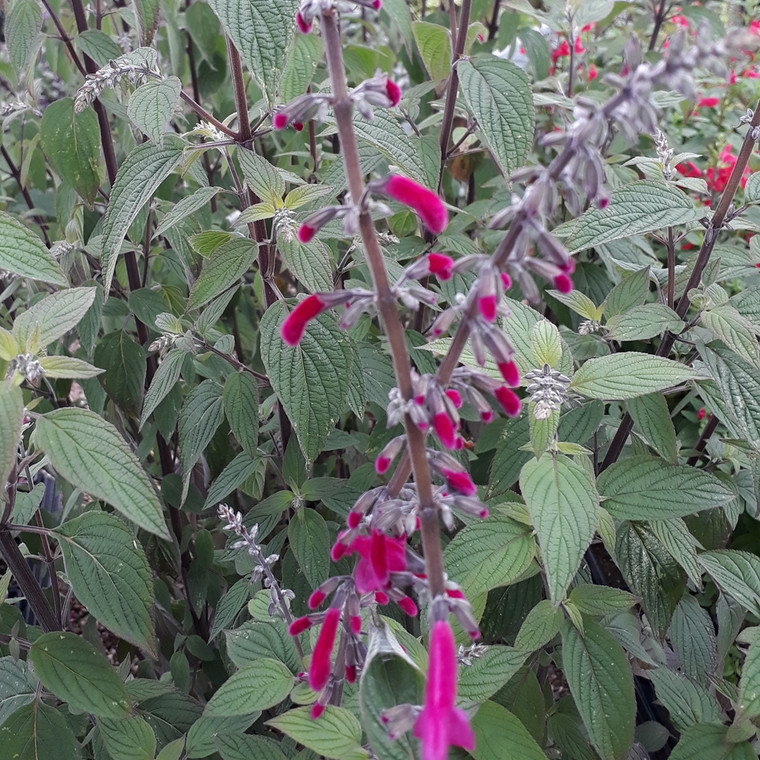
[320,9,446,600]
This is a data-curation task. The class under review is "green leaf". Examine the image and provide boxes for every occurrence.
[605,304,684,341]
[0,211,66,286]
[40,98,101,206]
[650,518,704,589]
[738,633,760,718]
[487,413,532,496]
[351,109,429,187]
[29,632,130,718]
[458,56,534,175]
[602,267,650,319]
[699,345,760,450]
[207,0,299,105]
[225,619,301,675]
[12,287,97,350]
[134,0,160,45]
[0,657,37,727]
[520,455,598,604]
[288,508,330,590]
[669,724,753,760]
[699,550,760,617]
[203,451,262,510]
[561,619,635,760]
[101,139,184,293]
[260,302,350,463]
[0,701,80,760]
[279,32,322,103]
[37,356,103,379]
[188,239,258,310]
[98,715,157,760]
[278,237,334,293]
[702,305,759,366]
[514,598,563,651]
[412,21,451,81]
[186,714,257,758]
[597,456,733,520]
[76,29,123,66]
[205,659,293,716]
[443,514,535,597]
[470,701,546,760]
[154,187,221,239]
[179,380,225,504]
[6,0,42,76]
[215,734,288,760]
[547,288,602,321]
[208,579,252,642]
[648,667,722,731]
[54,512,157,655]
[267,706,368,760]
[562,181,700,253]
[140,348,187,428]
[0,383,24,494]
[127,77,182,145]
[237,149,286,206]
[615,522,684,638]
[626,393,678,463]
[223,372,259,455]
[570,353,698,400]
[669,595,717,685]
[569,585,637,617]
[35,408,169,539]
[458,646,528,701]
[94,330,146,416]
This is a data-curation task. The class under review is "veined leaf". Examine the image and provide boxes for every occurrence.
[40,98,101,206]
[597,456,734,520]
[520,455,598,604]
[0,211,66,286]
[127,77,182,145]
[626,393,678,463]
[648,667,722,731]
[278,237,334,293]
[260,302,350,463]
[205,659,293,716]
[0,701,80,760]
[98,716,156,760]
[223,372,259,455]
[702,305,759,365]
[237,148,286,205]
[458,56,534,176]
[140,348,187,429]
[699,550,760,617]
[288,507,330,590]
[570,353,698,400]
[0,383,24,493]
[188,238,258,310]
[154,187,221,239]
[179,380,225,504]
[12,287,96,350]
[93,330,146,415]
[471,701,546,760]
[215,734,288,760]
[605,304,684,342]
[412,21,451,81]
[29,632,130,718]
[35,408,169,539]
[443,514,535,597]
[6,0,42,76]
[38,356,103,379]
[225,619,301,674]
[669,724,754,760]
[458,646,528,702]
[54,512,157,655]
[514,599,563,651]
[207,0,299,106]
[563,181,700,253]
[267,706,367,760]
[738,633,760,718]
[134,0,160,45]
[279,32,322,103]
[101,139,184,292]
[0,657,37,727]
[561,619,635,760]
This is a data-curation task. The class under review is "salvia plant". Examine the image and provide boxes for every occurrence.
[3,0,760,759]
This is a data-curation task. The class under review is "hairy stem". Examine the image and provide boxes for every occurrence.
[320,9,446,599]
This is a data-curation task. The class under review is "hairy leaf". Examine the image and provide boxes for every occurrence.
[0,212,66,286]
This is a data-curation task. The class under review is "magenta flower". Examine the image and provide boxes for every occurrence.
[427,252,454,280]
[380,175,448,235]
[309,607,340,691]
[296,10,312,34]
[273,112,289,130]
[441,469,476,496]
[281,294,327,346]
[497,359,520,387]
[478,294,498,322]
[385,78,401,107]
[342,531,407,594]
[432,412,458,450]
[494,386,521,417]
[553,273,573,293]
[413,620,475,760]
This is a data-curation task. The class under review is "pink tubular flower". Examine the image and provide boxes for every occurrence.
[381,175,448,234]
[281,294,326,346]
[587,63,598,81]
[478,294,498,322]
[289,616,313,635]
[442,469,476,496]
[497,359,520,387]
[553,273,573,294]
[432,412,458,450]
[413,621,475,760]
[344,532,407,593]
[574,37,585,55]
[386,78,401,106]
[309,607,340,691]
[427,253,454,280]
[445,389,462,408]
[273,112,289,130]
[697,96,720,108]
[296,11,312,34]
[494,386,521,417]
[298,223,316,243]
